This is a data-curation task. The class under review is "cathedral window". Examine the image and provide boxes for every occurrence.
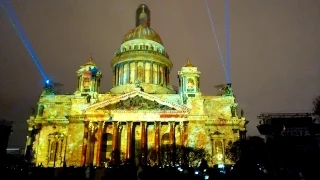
[38,105,44,116]
[47,132,65,165]
[49,141,59,162]
[152,64,158,84]
[134,45,138,50]
[129,63,135,83]
[83,77,90,90]
[145,63,151,83]
[159,66,164,85]
[123,64,129,84]
[215,140,223,161]
[137,65,143,81]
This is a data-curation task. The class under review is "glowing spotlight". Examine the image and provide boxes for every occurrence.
[46,80,50,84]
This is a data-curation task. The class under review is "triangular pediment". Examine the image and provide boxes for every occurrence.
[99,95,175,110]
[84,90,189,112]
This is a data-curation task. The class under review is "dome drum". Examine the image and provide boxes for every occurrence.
[111,51,172,68]
[111,60,172,91]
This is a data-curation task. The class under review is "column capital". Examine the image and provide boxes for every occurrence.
[98,121,104,127]
[140,121,147,126]
[169,121,176,126]
[126,121,133,128]
[112,121,120,126]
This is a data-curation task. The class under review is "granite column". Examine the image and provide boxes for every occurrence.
[126,122,133,160]
[140,122,147,165]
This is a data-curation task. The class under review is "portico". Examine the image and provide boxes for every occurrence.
[81,90,189,166]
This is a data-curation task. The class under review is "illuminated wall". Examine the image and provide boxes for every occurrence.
[27,86,245,167]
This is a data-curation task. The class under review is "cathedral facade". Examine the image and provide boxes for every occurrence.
[26,4,246,167]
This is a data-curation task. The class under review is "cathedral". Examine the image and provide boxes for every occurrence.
[25,4,246,167]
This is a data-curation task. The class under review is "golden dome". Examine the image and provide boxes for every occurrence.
[122,24,163,45]
[122,4,163,45]
[184,58,194,67]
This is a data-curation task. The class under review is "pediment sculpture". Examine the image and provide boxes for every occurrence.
[99,96,176,110]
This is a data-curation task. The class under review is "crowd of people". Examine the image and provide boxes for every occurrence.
[0,156,274,180]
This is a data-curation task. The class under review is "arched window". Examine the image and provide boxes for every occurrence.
[38,105,44,116]
[137,65,144,81]
[49,141,59,161]
[215,140,223,161]
[83,77,90,91]
[47,132,65,166]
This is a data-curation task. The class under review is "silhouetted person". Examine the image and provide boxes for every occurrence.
[137,165,144,180]
[85,167,90,179]
[199,158,208,171]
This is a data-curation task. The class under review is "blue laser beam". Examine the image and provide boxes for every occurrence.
[225,0,231,84]
[0,0,49,83]
[204,0,229,83]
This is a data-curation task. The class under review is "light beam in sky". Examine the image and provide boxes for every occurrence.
[0,0,49,83]
[225,0,231,84]
[204,0,230,83]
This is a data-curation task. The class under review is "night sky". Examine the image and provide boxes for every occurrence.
[0,0,319,148]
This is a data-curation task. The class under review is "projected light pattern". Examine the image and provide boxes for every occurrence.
[26,4,246,167]
[0,0,48,82]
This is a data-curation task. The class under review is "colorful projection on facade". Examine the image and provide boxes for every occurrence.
[26,4,246,167]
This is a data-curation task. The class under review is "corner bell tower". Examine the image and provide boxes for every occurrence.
[75,55,102,95]
[178,58,201,102]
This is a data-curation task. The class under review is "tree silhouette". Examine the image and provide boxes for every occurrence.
[313,95,320,116]
[110,149,125,166]
[226,136,271,178]
[225,136,268,165]
[147,145,209,167]
[0,119,13,169]
[225,140,241,163]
